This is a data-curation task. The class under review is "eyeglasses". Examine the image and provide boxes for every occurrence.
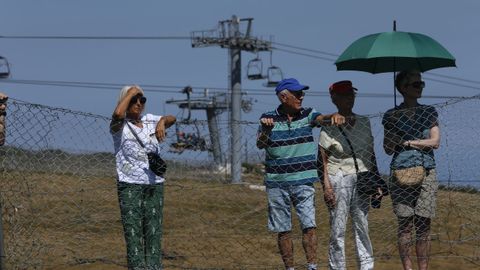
[130,94,147,105]
[289,90,305,99]
[407,81,425,89]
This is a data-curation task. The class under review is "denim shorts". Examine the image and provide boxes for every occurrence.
[267,183,316,232]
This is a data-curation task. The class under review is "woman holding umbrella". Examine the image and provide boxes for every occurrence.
[382,70,440,270]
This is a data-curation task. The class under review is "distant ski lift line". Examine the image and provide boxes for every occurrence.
[0,35,191,40]
[0,79,470,99]
[0,35,476,86]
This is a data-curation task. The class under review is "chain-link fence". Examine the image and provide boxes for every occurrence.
[0,97,479,269]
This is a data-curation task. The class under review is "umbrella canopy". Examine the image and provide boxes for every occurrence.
[335,31,456,74]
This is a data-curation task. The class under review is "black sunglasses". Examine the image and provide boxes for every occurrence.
[130,95,147,105]
[0,96,8,104]
[289,90,305,98]
[407,81,425,89]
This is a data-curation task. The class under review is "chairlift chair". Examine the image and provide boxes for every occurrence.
[247,57,264,80]
[0,56,11,78]
[265,65,283,87]
[264,51,283,87]
[169,120,210,154]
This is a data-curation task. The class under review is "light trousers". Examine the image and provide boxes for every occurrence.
[328,171,374,270]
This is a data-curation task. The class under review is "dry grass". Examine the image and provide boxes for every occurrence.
[1,170,479,269]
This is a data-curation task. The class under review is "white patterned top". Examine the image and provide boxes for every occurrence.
[112,113,164,184]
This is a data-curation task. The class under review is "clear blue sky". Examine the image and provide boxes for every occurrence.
[1,0,479,120]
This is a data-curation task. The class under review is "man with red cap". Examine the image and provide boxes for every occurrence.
[256,78,345,270]
[319,80,385,270]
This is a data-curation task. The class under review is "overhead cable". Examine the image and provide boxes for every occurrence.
[0,78,468,99]
[0,35,191,40]
[271,43,480,89]
[273,47,336,62]
[422,77,480,91]
[272,41,340,57]
[425,72,480,85]
[1,35,478,89]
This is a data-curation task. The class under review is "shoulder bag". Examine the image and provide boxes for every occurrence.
[392,150,426,186]
[338,126,381,196]
[126,122,167,177]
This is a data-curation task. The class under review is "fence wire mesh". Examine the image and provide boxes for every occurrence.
[0,97,479,269]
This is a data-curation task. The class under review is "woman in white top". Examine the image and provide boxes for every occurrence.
[110,85,176,270]
[319,81,385,270]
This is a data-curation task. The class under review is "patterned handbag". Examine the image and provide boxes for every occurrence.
[393,165,426,186]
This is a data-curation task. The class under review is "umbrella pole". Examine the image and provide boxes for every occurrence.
[393,20,397,107]
[394,71,397,107]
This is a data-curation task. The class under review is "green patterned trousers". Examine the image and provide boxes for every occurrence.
[117,181,164,270]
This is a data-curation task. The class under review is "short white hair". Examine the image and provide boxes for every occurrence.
[277,89,289,102]
[117,85,144,105]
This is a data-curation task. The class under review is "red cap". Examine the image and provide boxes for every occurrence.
[329,80,358,95]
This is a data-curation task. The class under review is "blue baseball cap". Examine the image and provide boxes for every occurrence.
[275,78,310,93]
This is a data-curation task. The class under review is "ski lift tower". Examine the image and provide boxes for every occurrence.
[191,15,272,184]
[166,88,229,168]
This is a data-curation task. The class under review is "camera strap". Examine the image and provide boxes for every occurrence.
[126,122,147,149]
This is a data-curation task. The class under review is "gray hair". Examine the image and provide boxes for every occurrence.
[117,85,144,105]
[276,89,289,102]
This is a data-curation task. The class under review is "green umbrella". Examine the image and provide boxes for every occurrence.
[335,31,456,73]
[335,29,456,105]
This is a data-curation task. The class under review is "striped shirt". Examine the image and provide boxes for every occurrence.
[259,106,321,188]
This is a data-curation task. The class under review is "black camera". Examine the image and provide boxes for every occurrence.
[371,197,382,209]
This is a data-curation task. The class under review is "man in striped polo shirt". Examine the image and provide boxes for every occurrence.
[257,78,345,270]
